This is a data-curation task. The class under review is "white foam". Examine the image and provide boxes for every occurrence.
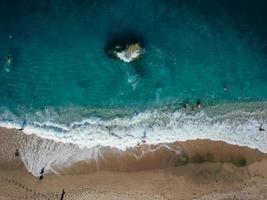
[1,103,267,153]
[1,103,267,176]
[115,48,143,63]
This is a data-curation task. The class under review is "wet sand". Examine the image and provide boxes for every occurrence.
[0,127,267,199]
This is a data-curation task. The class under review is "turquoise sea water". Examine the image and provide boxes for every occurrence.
[0,0,267,153]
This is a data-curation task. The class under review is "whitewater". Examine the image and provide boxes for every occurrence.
[1,102,266,152]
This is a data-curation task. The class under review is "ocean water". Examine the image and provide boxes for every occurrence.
[0,0,267,152]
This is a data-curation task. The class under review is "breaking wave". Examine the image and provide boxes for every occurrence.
[0,102,266,152]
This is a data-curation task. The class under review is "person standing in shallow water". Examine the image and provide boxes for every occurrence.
[39,167,45,180]
[18,120,27,131]
[259,124,265,131]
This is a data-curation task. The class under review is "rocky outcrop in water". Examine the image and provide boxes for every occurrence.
[108,43,144,63]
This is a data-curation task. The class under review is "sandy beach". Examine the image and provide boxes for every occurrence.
[0,127,267,200]
[1,0,267,199]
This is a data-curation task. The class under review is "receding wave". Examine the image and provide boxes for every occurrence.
[0,102,266,153]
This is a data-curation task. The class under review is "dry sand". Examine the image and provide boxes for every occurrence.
[0,127,267,200]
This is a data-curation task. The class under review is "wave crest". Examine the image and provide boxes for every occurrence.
[0,102,266,153]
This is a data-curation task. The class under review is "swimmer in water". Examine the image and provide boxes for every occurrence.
[3,55,13,72]
[7,55,12,64]
[195,100,202,109]
[222,83,229,91]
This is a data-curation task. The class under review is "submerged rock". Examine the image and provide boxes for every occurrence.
[108,43,144,63]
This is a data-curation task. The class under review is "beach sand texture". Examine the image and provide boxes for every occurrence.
[0,127,267,200]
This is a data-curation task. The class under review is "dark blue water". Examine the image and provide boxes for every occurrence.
[0,0,267,152]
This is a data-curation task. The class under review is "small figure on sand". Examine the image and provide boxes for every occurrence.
[259,124,265,132]
[39,167,45,180]
[15,149,20,157]
[60,189,65,200]
[18,120,27,131]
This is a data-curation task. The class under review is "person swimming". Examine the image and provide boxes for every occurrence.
[195,100,202,109]
[3,55,13,72]
[7,55,12,64]
[223,85,229,91]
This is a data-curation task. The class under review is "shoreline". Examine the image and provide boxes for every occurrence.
[1,100,266,153]
[0,127,266,175]
[1,127,267,199]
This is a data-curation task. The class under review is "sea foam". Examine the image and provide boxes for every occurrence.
[0,102,266,152]
[1,102,267,176]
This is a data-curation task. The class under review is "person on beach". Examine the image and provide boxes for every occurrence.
[60,189,65,200]
[18,120,27,131]
[39,167,45,180]
[39,174,43,180]
[40,167,45,174]
[15,149,20,157]
[259,124,265,131]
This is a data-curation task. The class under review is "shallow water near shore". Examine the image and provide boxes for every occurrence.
[0,1,267,153]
